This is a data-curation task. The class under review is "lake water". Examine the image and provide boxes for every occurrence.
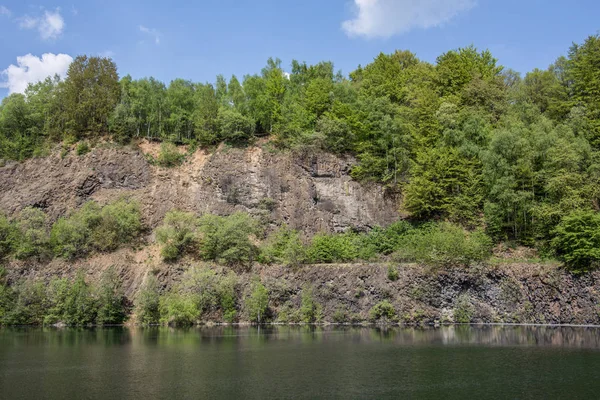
[1,325,600,399]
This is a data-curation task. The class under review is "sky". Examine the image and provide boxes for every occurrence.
[0,0,599,97]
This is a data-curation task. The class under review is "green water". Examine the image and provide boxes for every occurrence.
[1,325,600,399]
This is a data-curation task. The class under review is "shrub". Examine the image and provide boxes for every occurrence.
[0,214,15,259]
[45,273,97,326]
[332,306,350,323]
[363,221,413,255]
[387,265,399,281]
[5,280,48,325]
[157,142,184,167]
[393,222,492,267]
[76,141,90,156]
[13,207,49,260]
[0,280,14,324]
[217,272,238,322]
[259,225,306,266]
[50,202,100,259]
[91,198,142,251]
[300,285,322,323]
[155,211,198,261]
[159,293,199,326]
[245,278,269,323]
[552,210,600,272]
[453,293,474,323]
[95,267,127,325]
[134,275,161,324]
[307,232,360,263]
[218,107,255,143]
[198,213,260,266]
[369,300,397,322]
[51,199,142,259]
[178,266,238,321]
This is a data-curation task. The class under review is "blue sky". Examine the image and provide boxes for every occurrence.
[0,0,599,97]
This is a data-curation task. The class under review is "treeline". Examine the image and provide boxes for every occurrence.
[1,34,600,258]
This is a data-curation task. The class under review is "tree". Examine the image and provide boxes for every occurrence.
[155,211,198,261]
[552,210,600,272]
[14,207,49,260]
[246,279,268,323]
[60,55,120,138]
[569,34,600,148]
[135,274,161,324]
[218,107,255,143]
[96,267,127,325]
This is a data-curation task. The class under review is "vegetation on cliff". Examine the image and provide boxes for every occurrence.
[1,35,599,269]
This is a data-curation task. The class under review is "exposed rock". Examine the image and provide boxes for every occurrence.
[0,141,398,234]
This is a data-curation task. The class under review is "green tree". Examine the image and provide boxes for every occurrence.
[552,210,600,272]
[96,267,127,325]
[135,274,161,324]
[246,279,269,323]
[155,211,198,261]
[60,55,120,138]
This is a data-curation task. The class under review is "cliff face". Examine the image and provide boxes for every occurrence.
[6,247,599,325]
[0,141,398,234]
[2,141,597,325]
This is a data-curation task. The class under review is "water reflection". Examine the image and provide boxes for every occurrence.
[2,325,600,399]
[3,324,600,349]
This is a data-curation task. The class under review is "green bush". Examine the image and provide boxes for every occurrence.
[369,300,397,322]
[134,275,161,324]
[387,265,399,281]
[300,285,322,323]
[159,293,199,326]
[552,210,600,272]
[13,207,49,260]
[76,141,90,156]
[362,221,414,255]
[217,272,238,322]
[198,213,260,266]
[50,199,141,259]
[393,222,493,267]
[259,225,306,266]
[453,294,474,323]
[155,210,198,261]
[0,214,15,259]
[245,278,269,323]
[178,266,238,321]
[91,198,142,251]
[45,273,97,326]
[0,280,14,324]
[307,232,360,263]
[95,267,127,325]
[50,202,100,259]
[4,279,48,325]
[218,107,255,143]
[157,142,184,167]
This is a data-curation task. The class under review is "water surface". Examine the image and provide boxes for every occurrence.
[1,325,600,399]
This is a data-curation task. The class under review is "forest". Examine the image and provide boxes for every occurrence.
[1,34,600,273]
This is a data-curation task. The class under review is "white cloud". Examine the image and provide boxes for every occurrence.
[1,53,73,94]
[19,8,65,40]
[99,50,116,58]
[139,25,161,45]
[342,0,476,38]
[0,5,11,17]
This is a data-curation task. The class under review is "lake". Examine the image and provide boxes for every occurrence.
[1,325,600,399]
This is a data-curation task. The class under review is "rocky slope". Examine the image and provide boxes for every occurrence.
[2,141,597,325]
[0,140,398,234]
[5,247,599,325]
